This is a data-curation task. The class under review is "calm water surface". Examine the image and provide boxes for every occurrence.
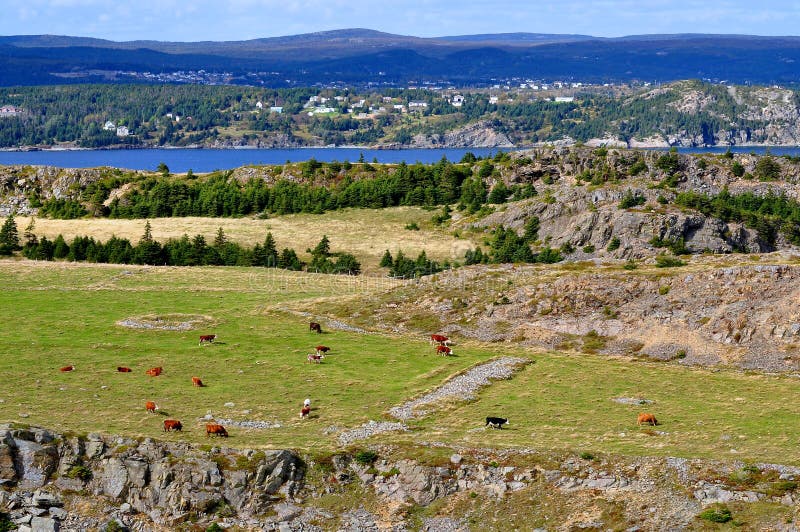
[0,148,504,173]
[0,146,797,172]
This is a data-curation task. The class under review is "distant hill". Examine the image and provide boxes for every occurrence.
[2,30,800,85]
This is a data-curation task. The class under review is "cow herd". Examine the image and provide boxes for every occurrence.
[57,334,230,438]
[58,324,660,442]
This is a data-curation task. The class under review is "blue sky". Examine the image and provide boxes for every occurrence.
[2,0,799,41]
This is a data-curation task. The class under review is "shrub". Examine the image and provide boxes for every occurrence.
[629,159,647,176]
[404,222,420,231]
[731,161,745,177]
[658,285,670,295]
[655,254,685,268]
[619,190,646,209]
[582,330,607,353]
[623,259,638,270]
[606,237,620,251]
[354,450,378,465]
[66,464,93,481]
[206,524,224,532]
[582,244,595,253]
[755,156,781,181]
[697,504,732,523]
[579,452,595,460]
[655,152,680,174]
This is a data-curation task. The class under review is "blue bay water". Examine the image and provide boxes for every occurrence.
[0,148,505,173]
[0,146,798,172]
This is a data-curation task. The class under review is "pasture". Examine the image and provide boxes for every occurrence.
[2,260,800,465]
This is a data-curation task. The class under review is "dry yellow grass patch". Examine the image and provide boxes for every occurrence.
[19,207,480,272]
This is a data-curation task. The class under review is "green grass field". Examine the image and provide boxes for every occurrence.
[2,260,800,465]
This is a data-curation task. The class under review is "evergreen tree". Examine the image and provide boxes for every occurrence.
[0,213,20,255]
[134,220,163,265]
[311,235,331,258]
[213,227,227,248]
[22,217,37,248]
[279,248,302,271]
[523,216,540,243]
[263,232,278,267]
[53,234,69,259]
[332,253,361,275]
[379,249,393,268]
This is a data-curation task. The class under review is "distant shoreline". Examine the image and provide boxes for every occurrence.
[3,141,800,153]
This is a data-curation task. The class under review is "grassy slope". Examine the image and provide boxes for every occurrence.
[0,261,493,451]
[2,260,800,465]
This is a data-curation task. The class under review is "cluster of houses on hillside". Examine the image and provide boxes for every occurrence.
[103,121,130,137]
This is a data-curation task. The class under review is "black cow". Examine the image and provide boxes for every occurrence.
[486,417,509,429]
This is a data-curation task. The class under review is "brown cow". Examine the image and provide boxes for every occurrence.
[430,334,449,346]
[145,401,159,414]
[199,334,216,346]
[60,365,75,372]
[192,376,205,387]
[315,345,330,355]
[637,413,658,426]
[117,366,132,373]
[436,345,453,356]
[206,424,228,437]
[146,367,163,377]
[163,419,182,432]
[300,406,311,419]
[309,322,322,334]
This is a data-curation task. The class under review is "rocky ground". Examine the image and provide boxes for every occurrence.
[2,424,800,530]
[305,256,800,374]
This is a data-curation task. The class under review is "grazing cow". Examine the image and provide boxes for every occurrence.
[146,367,163,377]
[300,406,311,419]
[163,419,182,432]
[637,413,658,426]
[192,376,205,387]
[307,353,324,364]
[309,322,322,334]
[486,417,509,429]
[145,401,159,414]
[199,334,216,346]
[117,366,132,373]
[206,424,228,437]
[60,365,75,372]
[435,345,453,356]
[430,334,450,346]
[315,345,330,355]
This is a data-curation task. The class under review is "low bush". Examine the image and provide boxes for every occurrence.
[697,504,732,523]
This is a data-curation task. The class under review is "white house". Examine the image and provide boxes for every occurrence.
[554,96,575,103]
[269,106,283,114]
[408,101,428,109]
[256,101,263,109]
[116,126,130,137]
[0,105,20,116]
[450,95,465,107]
[103,121,116,131]
[489,96,499,104]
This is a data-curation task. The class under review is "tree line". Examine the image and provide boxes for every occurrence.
[38,157,535,219]
[9,217,360,274]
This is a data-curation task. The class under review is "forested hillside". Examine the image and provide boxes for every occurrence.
[1,81,800,149]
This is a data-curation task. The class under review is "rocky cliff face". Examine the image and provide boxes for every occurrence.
[2,424,800,530]
[398,121,514,149]
[0,424,303,530]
